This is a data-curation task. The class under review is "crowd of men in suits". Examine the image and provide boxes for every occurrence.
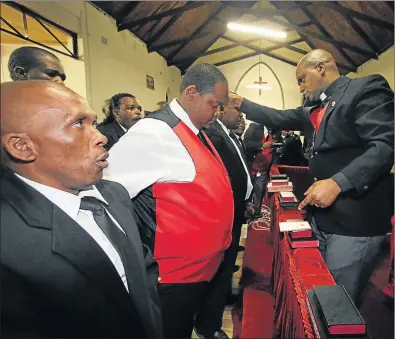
[1,45,393,339]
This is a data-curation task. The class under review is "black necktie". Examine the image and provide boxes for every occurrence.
[229,132,249,166]
[198,131,213,154]
[80,196,134,292]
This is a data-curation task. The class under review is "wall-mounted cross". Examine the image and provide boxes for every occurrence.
[254,76,267,96]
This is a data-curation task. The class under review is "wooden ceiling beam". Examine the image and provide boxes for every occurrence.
[226,2,312,19]
[257,15,377,59]
[134,2,177,35]
[174,37,305,67]
[320,2,394,31]
[222,35,356,73]
[117,1,209,31]
[148,32,211,53]
[300,4,358,69]
[335,2,380,55]
[115,2,140,24]
[167,3,226,62]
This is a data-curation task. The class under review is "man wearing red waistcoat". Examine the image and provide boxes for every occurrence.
[230,49,394,305]
[105,63,234,338]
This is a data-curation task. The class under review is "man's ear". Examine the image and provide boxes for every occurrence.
[317,62,326,76]
[13,66,28,80]
[2,133,37,163]
[184,85,199,101]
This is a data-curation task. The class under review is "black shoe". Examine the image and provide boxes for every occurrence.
[238,245,245,252]
[196,329,230,339]
[233,265,240,273]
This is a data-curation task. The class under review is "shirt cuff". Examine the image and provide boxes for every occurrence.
[331,172,353,193]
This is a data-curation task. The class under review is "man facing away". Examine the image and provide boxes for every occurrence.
[8,46,66,84]
[0,81,162,338]
[230,49,394,305]
[97,93,143,150]
[104,63,234,338]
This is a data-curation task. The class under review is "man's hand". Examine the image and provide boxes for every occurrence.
[298,178,342,210]
[262,141,273,149]
[228,91,243,108]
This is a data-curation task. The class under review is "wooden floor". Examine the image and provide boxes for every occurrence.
[192,224,248,338]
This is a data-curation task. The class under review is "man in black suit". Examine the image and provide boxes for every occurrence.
[97,93,143,150]
[196,104,253,339]
[230,49,394,304]
[0,81,162,338]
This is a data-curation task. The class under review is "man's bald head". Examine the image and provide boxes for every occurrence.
[296,49,340,103]
[1,81,83,137]
[297,49,338,72]
[1,81,108,194]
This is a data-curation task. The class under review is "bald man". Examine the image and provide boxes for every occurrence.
[230,49,394,305]
[0,81,162,338]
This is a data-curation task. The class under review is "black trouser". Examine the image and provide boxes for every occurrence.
[159,281,208,338]
[252,170,270,215]
[194,219,244,336]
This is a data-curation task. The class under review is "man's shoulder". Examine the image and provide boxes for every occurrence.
[349,74,390,90]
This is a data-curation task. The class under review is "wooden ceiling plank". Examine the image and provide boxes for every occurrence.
[334,2,380,55]
[260,15,376,59]
[226,2,311,19]
[175,2,260,69]
[223,35,355,73]
[321,2,394,31]
[116,2,140,24]
[146,2,189,46]
[149,32,211,52]
[0,16,23,36]
[300,5,358,68]
[117,1,209,31]
[168,3,226,62]
[134,2,175,35]
[175,37,305,67]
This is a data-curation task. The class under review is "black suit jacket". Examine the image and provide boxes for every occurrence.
[205,120,251,222]
[0,170,162,338]
[97,119,126,151]
[240,75,394,236]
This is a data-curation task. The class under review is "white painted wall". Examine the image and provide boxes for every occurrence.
[1,1,182,120]
[348,46,394,90]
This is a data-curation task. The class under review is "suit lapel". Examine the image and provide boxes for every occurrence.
[95,181,156,334]
[52,206,135,312]
[314,77,351,147]
[1,171,134,315]
[113,120,126,139]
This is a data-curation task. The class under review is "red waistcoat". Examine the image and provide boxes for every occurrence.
[153,121,234,283]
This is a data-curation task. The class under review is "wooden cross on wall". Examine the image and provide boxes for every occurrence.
[254,76,267,96]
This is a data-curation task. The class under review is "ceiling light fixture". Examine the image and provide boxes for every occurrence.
[227,22,287,39]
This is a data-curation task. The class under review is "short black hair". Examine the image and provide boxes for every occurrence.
[179,63,227,95]
[103,93,135,123]
[8,46,59,81]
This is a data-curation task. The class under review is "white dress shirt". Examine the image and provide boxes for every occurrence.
[216,119,253,200]
[15,174,129,292]
[104,99,198,198]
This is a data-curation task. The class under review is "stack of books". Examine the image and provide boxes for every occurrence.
[279,220,318,248]
[278,191,298,208]
[267,174,293,192]
[306,285,369,338]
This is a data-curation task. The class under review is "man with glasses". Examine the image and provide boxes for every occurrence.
[97,93,143,150]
